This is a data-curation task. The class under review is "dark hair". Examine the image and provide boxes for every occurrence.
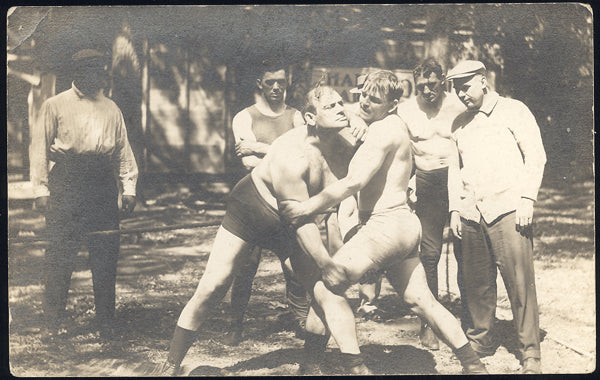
[362,70,403,102]
[413,57,444,82]
[258,57,287,80]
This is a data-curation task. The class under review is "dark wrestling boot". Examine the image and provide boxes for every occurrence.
[298,332,329,375]
[340,353,373,375]
[462,362,489,374]
[222,322,243,346]
[455,343,488,374]
[298,362,324,375]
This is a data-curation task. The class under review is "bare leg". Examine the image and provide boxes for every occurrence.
[332,233,484,374]
[386,261,487,374]
[387,261,468,348]
[305,305,328,336]
[230,246,261,326]
[177,227,254,330]
[155,226,254,376]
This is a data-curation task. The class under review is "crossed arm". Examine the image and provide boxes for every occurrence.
[232,110,270,170]
[232,110,305,170]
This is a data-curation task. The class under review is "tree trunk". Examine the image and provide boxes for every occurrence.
[424,10,451,72]
[27,71,56,181]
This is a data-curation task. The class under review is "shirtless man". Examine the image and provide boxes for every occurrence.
[227,60,308,345]
[281,70,488,374]
[147,85,370,376]
[397,58,467,349]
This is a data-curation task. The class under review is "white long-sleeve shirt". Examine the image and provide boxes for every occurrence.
[29,83,138,198]
[448,92,546,223]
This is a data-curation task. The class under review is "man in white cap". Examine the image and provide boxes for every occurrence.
[446,60,546,374]
[30,48,138,340]
[397,57,467,351]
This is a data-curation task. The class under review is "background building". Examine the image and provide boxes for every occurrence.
[7,4,593,188]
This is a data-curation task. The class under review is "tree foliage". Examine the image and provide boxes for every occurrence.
[441,4,593,181]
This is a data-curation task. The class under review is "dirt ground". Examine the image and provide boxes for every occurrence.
[7,180,596,376]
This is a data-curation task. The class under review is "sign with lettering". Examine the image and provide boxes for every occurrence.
[311,67,415,104]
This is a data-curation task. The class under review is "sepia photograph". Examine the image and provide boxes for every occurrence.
[6,4,595,376]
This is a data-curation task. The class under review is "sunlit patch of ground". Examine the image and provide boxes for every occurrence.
[8,181,595,376]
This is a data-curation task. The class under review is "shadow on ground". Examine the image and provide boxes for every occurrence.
[187,344,436,376]
[493,319,548,360]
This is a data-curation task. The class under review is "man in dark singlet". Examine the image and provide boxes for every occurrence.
[227,59,307,346]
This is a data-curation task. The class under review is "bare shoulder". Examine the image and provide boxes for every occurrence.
[270,126,308,151]
[396,97,418,117]
[268,127,311,172]
[370,114,409,140]
[232,107,251,122]
[444,92,467,113]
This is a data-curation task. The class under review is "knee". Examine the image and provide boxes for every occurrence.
[191,278,230,306]
[403,289,433,316]
[403,291,421,311]
[312,281,344,306]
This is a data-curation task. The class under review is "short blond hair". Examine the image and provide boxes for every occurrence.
[362,70,403,102]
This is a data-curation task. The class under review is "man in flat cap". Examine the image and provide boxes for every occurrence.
[446,60,546,374]
[30,48,138,340]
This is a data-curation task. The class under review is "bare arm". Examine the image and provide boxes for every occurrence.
[270,148,348,286]
[282,123,393,222]
[337,196,359,241]
[271,152,331,268]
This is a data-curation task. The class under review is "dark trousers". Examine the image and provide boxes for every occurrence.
[460,212,541,360]
[44,159,120,325]
[415,167,460,299]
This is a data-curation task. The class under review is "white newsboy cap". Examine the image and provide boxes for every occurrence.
[446,60,486,80]
[349,74,367,94]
